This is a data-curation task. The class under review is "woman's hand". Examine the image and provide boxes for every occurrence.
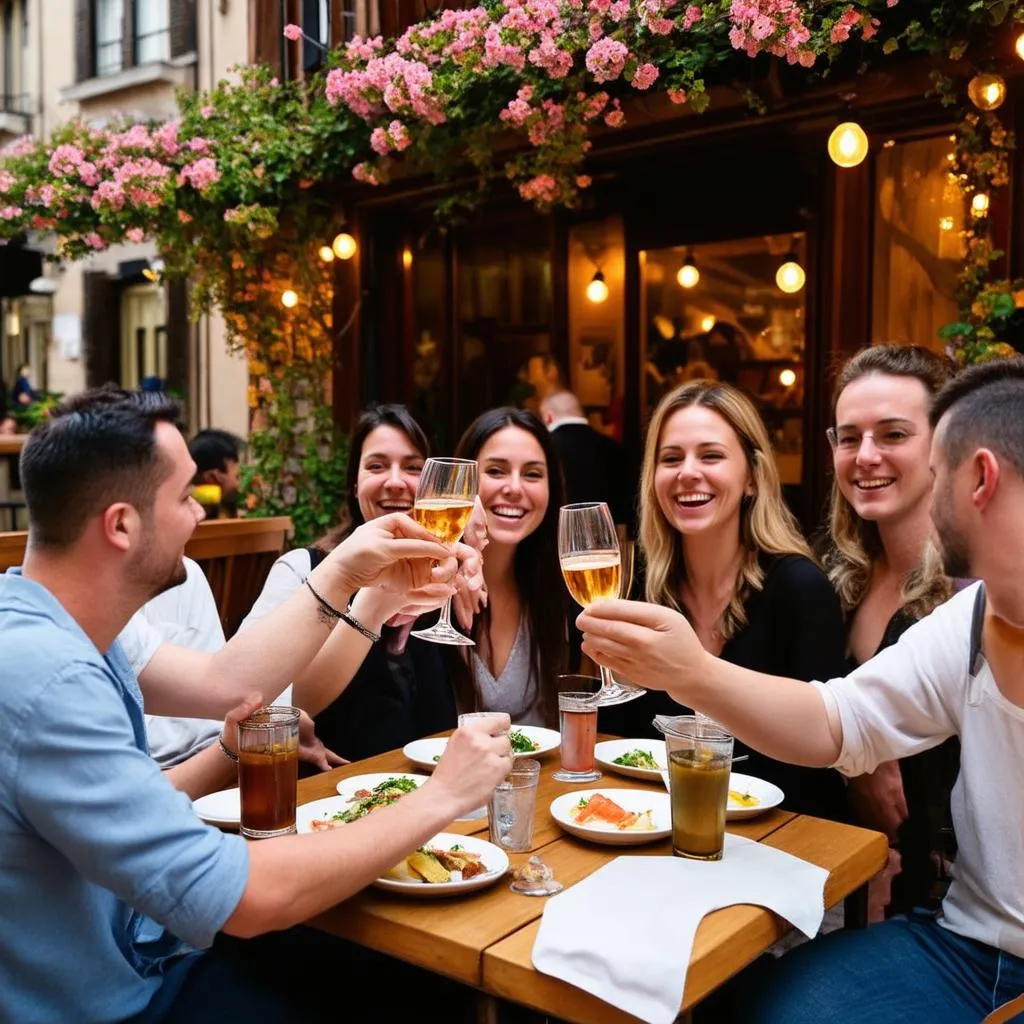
[847,761,908,840]
[296,709,347,771]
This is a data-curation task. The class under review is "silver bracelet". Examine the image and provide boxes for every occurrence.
[218,738,239,763]
[341,609,382,644]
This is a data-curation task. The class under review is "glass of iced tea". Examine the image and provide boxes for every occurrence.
[237,706,300,839]
[553,674,602,782]
[657,714,733,861]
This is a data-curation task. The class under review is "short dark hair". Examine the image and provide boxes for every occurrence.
[188,428,244,477]
[930,357,1024,474]
[20,386,182,549]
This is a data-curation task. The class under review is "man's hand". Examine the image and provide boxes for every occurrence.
[318,512,454,597]
[426,714,512,819]
[220,692,263,758]
[296,709,347,771]
[578,599,706,694]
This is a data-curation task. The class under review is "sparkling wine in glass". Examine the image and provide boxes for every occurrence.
[410,457,478,646]
[558,502,644,706]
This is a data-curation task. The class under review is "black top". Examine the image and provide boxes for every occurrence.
[548,422,636,533]
[306,548,457,761]
[600,554,849,821]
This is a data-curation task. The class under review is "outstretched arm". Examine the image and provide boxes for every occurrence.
[578,599,844,767]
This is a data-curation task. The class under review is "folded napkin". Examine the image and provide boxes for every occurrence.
[531,834,828,1024]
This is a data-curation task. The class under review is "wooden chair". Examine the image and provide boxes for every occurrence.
[0,515,293,638]
[983,995,1024,1023]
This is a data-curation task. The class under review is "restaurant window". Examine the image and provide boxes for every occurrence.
[639,233,807,489]
[94,0,123,76]
[872,135,965,350]
[134,0,169,65]
[120,283,166,389]
[455,218,553,431]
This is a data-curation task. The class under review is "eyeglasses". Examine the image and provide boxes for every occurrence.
[826,425,918,453]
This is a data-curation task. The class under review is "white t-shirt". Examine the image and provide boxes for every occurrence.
[235,548,312,707]
[813,582,1024,957]
[118,558,225,767]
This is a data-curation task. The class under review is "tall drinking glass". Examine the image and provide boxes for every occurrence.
[558,502,644,706]
[410,457,478,646]
[237,706,300,839]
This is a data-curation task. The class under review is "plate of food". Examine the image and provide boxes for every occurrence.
[727,773,784,820]
[403,726,559,771]
[550,788,671,846]
[594,739,667,781]
[295,774,428,833]
[192,787,240,828]
[376,832,509,897]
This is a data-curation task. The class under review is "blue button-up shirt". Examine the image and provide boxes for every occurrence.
[0,571,249,1023]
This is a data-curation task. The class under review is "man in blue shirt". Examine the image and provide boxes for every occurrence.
[1,387,513,1023]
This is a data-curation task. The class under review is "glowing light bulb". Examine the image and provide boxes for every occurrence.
[939,216,954,231]
[1016,32,1024,61]
[967,73,1006,111]
[402,248,413,269]
[779,368,797,388]
[971,193,990,216]
[677,257,699,289]
[318,245,335,262]
[700,315,716,332]
[586,270,609,304]
[827,122,869,168]
[776,259,806,294]
[332,231,357,260]
[281,289,299,308]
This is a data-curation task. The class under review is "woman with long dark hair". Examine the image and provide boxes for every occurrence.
[448,407,569,726]
[241,403,468,760]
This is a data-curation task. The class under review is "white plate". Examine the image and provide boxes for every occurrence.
[403,727,560,772]
[595,739,667,781]
[374,832,509,898]
[192,788,240,827]
[334,772,428,799]
[550,788,671,846]
[727,772,784,820]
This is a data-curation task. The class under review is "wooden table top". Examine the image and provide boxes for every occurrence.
[0,435,28,456]
[298,736,887,1017]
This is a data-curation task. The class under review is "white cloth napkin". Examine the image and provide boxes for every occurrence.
[531,834,828,1024]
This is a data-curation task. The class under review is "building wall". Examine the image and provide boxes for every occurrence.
[1,0,249,439]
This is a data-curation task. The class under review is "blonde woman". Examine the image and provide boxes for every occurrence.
[824,344,958,916]
[602,380,847,820]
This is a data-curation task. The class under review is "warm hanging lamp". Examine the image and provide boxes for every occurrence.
[586,269,609,304]
[676,251,700,289]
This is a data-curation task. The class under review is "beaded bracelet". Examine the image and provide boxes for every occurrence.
[340,610,382,644]
[218,738,239,763]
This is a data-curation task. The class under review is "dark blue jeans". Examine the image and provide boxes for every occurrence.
[129,926,475,1022]
[700,909,1024,1023]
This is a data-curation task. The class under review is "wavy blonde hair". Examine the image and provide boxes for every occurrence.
[640,380,813,639]
[823,345,954,618]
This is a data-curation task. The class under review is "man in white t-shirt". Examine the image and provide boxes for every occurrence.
[119,557,224,766]
[578,359,1024,1021]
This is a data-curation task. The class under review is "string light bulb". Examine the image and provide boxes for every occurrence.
[779,368,797,388]
[1016,31,1024,61]
[281,289,299,308]
[332,231,357,260]
[318,245,335,262]
[676,253,700,289]
[586,270,609,304]
[827,121,869,168]
[971,192,990,216]
[700,315,716,332]
[402,247,413,269]
[776,253,806,294]
[967,73,1006,111]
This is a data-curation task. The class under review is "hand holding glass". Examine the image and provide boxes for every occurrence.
[410,457,478,646]
[558,502,643,705]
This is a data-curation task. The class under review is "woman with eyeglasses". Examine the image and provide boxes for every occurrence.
[601,380,848,822]
[823,344,959,919]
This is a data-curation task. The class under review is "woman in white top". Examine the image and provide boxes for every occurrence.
[448,407,569,726]
[241,404,471,760]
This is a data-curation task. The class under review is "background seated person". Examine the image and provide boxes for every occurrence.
[188,428,244,517]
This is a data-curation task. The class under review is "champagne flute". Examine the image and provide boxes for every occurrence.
[410,457,478,646]
[558,502,645,706]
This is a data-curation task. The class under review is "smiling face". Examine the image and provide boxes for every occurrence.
[355,425,425,521]
[653,404,752,540]
[832,372,933,526]
[476,425,550,547]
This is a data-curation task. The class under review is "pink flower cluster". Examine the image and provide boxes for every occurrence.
[728,0,816,67]
[326,52,446,126]
[370,119,412,155]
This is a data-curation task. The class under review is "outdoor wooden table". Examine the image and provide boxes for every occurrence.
[0,435,27,511]
[298,734,887,1021]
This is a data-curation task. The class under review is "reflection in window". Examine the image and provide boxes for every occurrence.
[135,0,169,65]
[95,0,124,76]
[872,135,965,350]
[640,234,806,485]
